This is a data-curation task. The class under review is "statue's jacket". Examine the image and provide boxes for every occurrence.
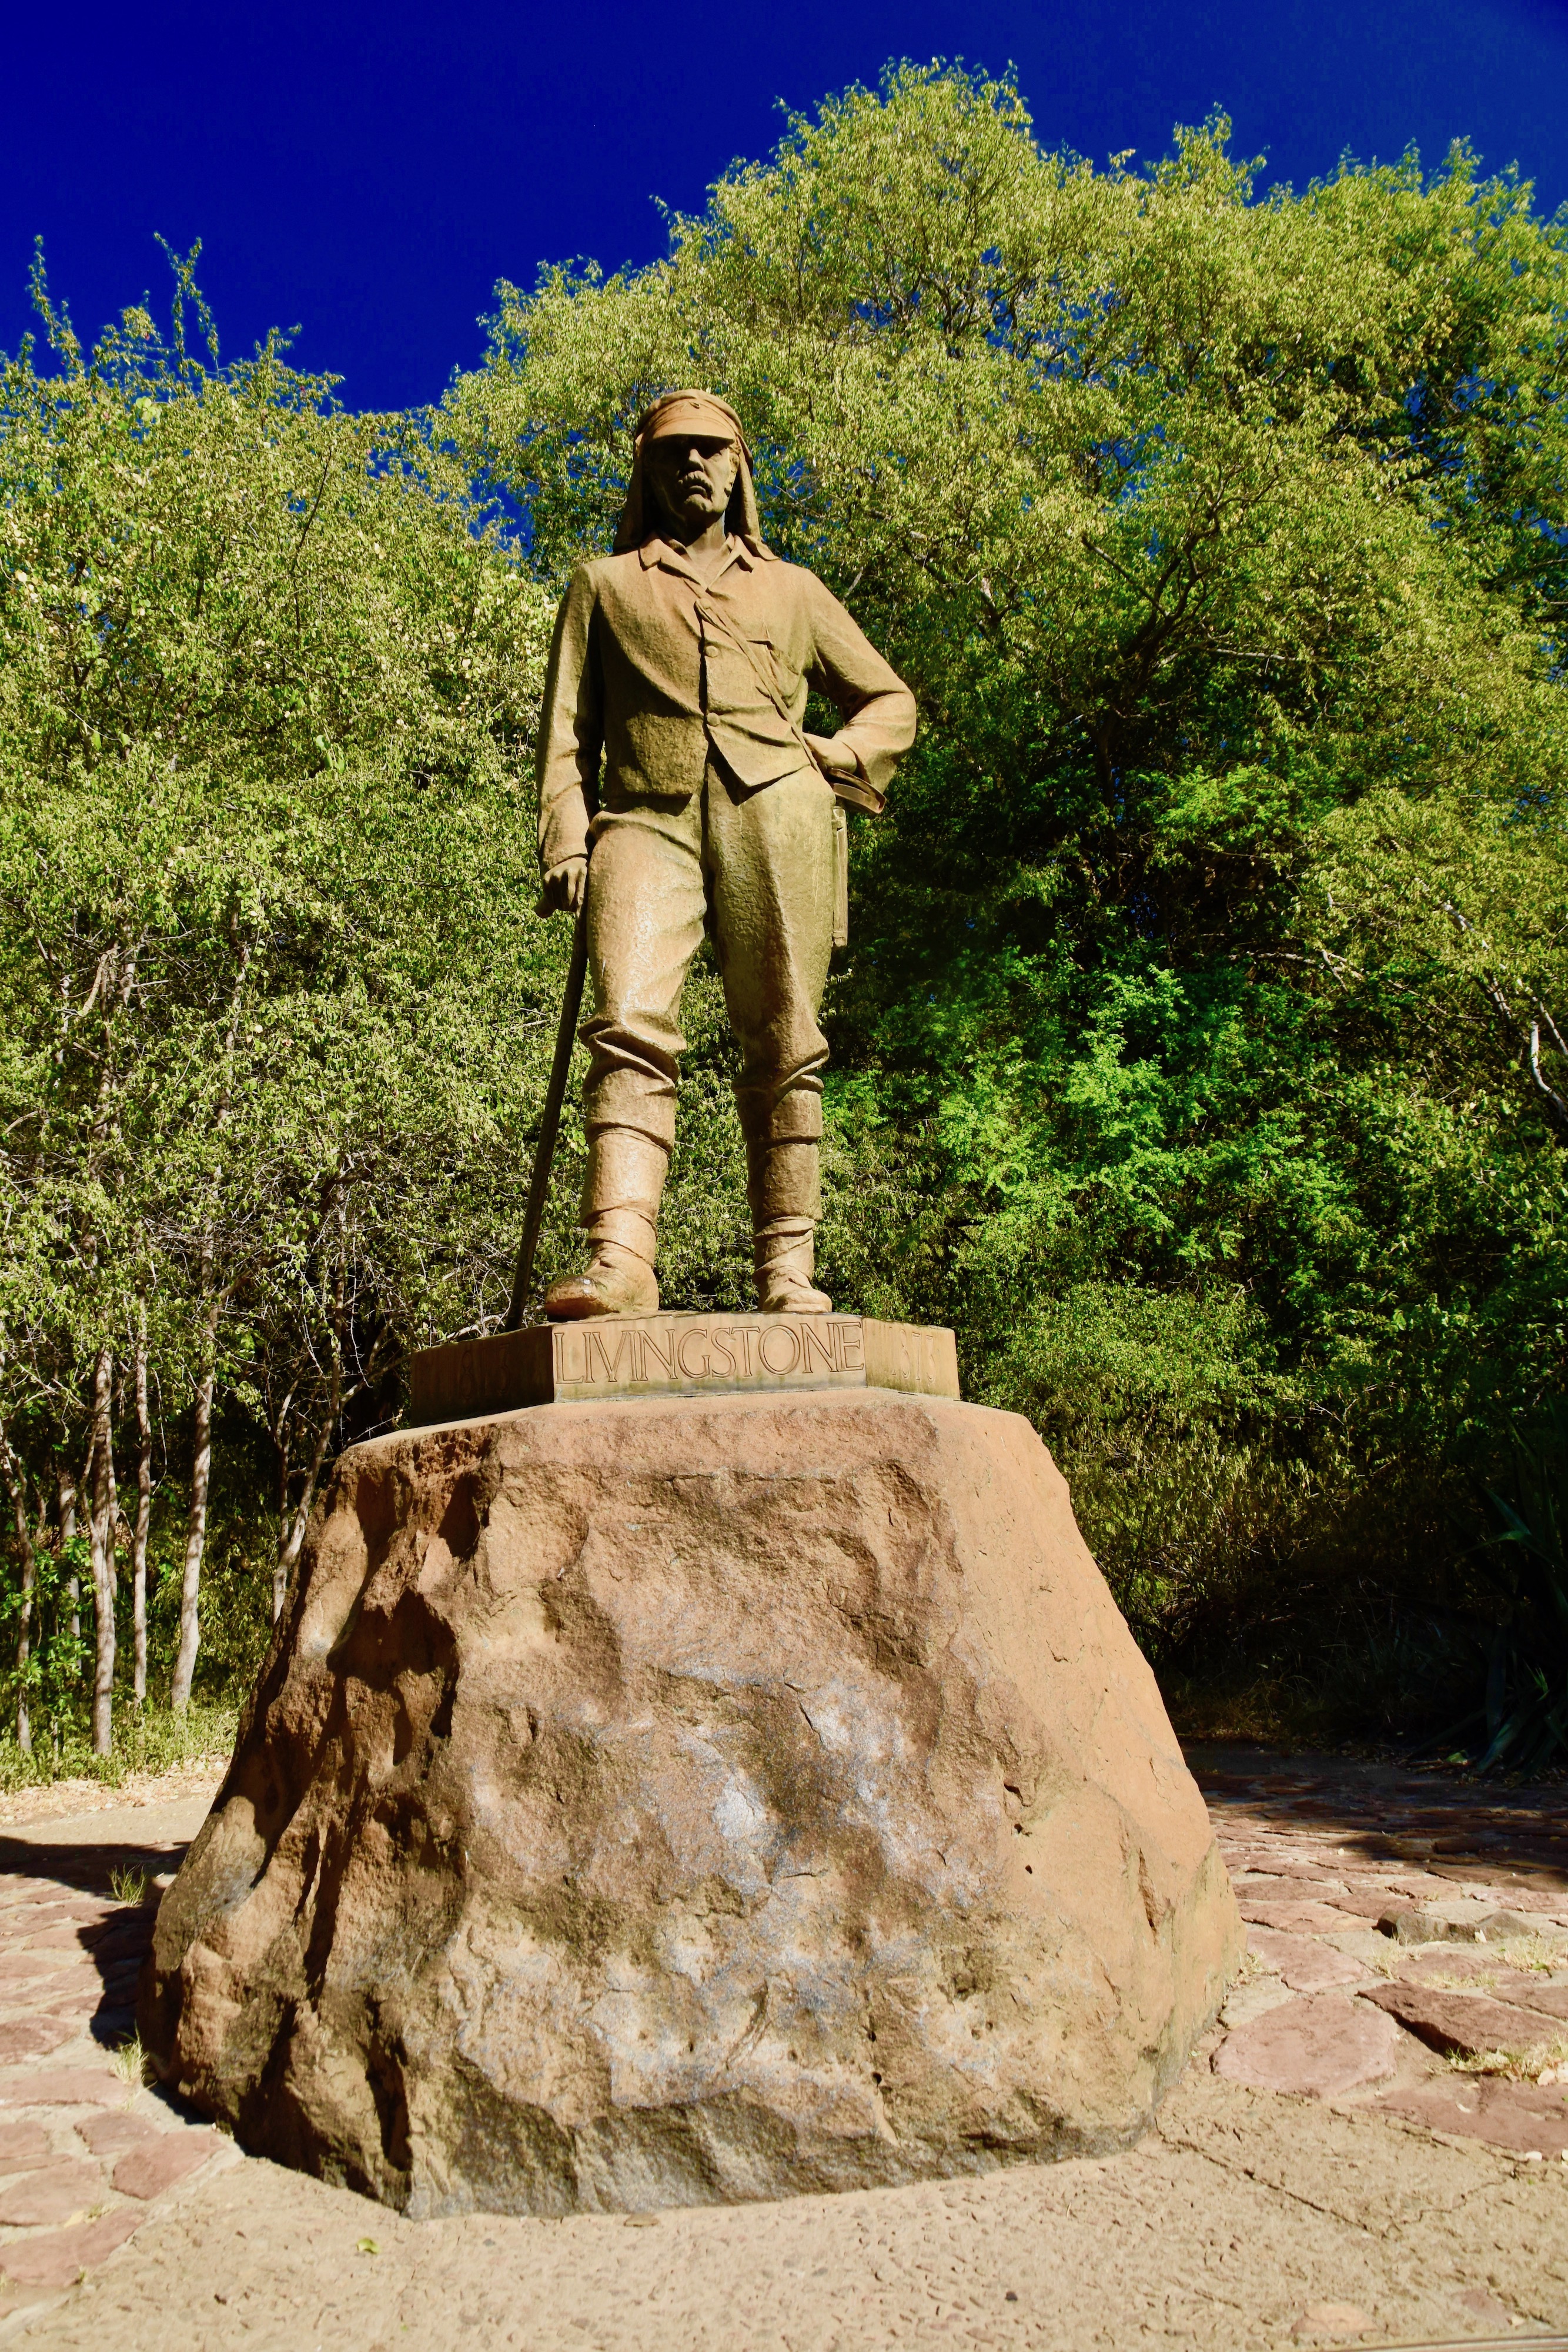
[536,534,917,872]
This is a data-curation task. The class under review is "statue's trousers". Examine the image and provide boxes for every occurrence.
[579,754,835,1218]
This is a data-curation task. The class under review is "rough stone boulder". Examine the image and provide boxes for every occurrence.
[141,1389,1242,2215]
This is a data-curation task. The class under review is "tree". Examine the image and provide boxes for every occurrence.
[0,247,560,1734]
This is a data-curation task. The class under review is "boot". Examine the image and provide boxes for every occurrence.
[755,1221,831,1314]
[544,1130,666,1321]
[544,1234,659,1320]
[747,1134,830,1313]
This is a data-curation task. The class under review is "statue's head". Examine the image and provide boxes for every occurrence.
[642,391,740,540]
[614,390,767,555]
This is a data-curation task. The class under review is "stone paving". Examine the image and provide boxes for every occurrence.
[0,1810,238,2329]
[0,1748,1562,2346]
[1196,1746,1568,2164]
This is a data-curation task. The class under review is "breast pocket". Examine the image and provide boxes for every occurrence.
[753,635,803,709]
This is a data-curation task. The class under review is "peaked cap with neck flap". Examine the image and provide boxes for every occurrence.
[612,389,772,558]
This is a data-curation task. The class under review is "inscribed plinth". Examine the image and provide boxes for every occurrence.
[407,1312,958,1424]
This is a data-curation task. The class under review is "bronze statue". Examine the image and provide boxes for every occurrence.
[535,390,917,1320]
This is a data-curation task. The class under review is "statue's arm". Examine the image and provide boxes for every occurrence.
[800,574,917,811]
[535,567,602,911]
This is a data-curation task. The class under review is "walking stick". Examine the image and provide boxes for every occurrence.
[504,899,590,1331]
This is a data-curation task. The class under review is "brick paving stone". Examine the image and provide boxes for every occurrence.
[1221,1973,1299,2030]
[1423,1882,1568,1915]
[0,2069,128,2107]
[1380,2072,1568,2156]
[75,2113,161,2158]
[1233,1875,1350,1901]
[1375,1905,1516,1945]
[1477,1907,1559,1938]
[1427,1860,1568,1892]
[1213,1994,1403,2096]
[0,1955,63,1986]
[21,1930,93,1953]
[0,2204,142,2288]
[0,2123,55,2169]
[1236,1899,1358,1933]
[1320,1890,1402,1921]
[1363,1873,1455,1902]
[0,2020,74,2063]
[1398,1950,1494,1984]
[0,2160,108,2226]
[1360,1982,1566,2057]
[1245,1929,1364,1992]
[113,2130,223,2200]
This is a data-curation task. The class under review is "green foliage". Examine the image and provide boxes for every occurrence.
[1467,1403,1568,1773]
[14,1532,92,1751]
[0,1700,236,1794]
[0,242,567,1722]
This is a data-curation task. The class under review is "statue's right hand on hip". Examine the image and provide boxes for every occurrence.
[537,856,587,917]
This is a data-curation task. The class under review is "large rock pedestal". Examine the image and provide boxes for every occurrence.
[142,1391,1242,2216]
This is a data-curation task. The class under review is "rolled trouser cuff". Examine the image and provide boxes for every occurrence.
[734,1078,822,1147]
[584,1206,658,1261]
[747,1137,821,1225]
[583,1067,679,1151]
[754,1216,815,1276]
[581,1124,670,1230]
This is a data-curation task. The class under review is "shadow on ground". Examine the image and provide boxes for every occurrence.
[1188,1742,1568,1893]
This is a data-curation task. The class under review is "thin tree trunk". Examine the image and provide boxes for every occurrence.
[170,1284,220,1713]
[274,1402,336,1621]
[88,1346,116,1756]
[170,931,251,1715]
[105,1419,118,1594]
[59,1458,83,1646]
[1,1438,36,1756]
[132,1304,152,1706]
[270,1384,295,1621]
[274,1212,352,1621]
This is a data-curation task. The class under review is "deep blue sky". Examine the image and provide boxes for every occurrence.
[9,0,1568,412]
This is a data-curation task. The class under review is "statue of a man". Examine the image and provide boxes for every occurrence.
[536,390,917,1321]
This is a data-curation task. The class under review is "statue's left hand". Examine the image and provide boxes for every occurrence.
[805,730,857,780]
[806,731,884,813]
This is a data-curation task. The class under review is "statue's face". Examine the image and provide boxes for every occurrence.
[644,433,740,540]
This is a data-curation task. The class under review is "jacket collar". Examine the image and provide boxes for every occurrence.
[638,535,754,582]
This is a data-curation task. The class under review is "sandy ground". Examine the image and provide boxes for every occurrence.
[0,1751,1565,2351]
[14,2060,1568,2351]
[0,1763,230,1834]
